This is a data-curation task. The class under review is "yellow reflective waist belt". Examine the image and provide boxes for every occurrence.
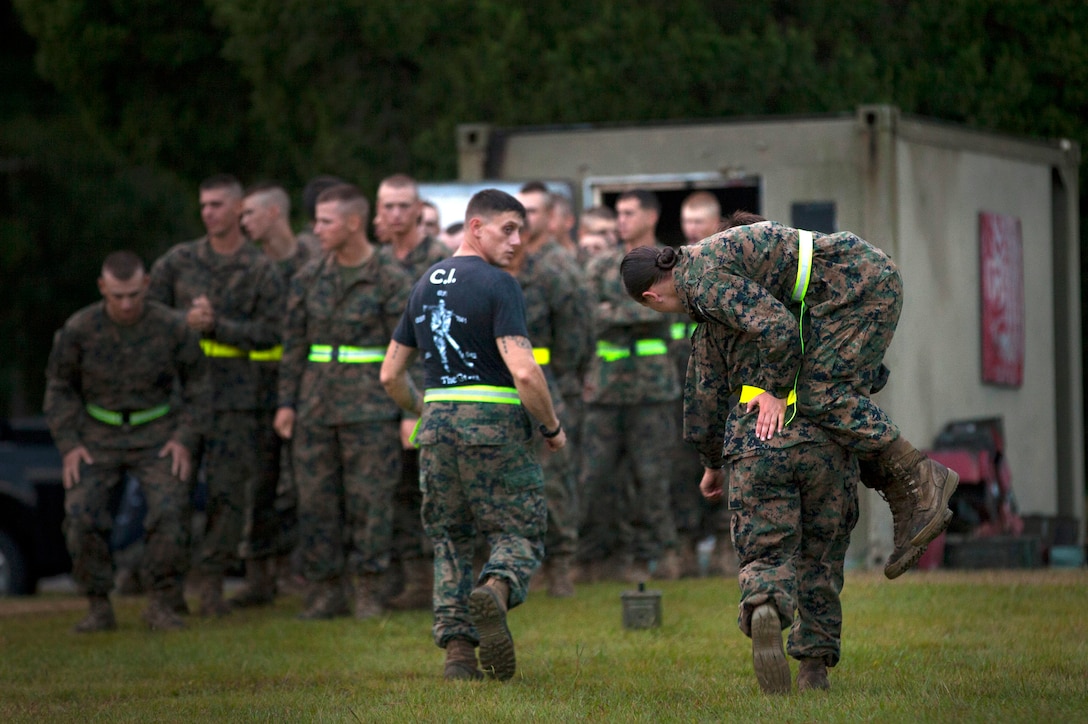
[738,385,797,406]
[423,385,521,404]
[201,340,282,361]
[791,230,813,303]
[596,338,669,362]
[308,344,386,363]
[670,322,697,341]
[85,403,171,427]
[533,347,551,365]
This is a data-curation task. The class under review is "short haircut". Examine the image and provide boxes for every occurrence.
[421,199,439,214]
[581,205,617,223]
[302,175,345,220]
[466,189,526,224]
[101,250,145,281]
[519,180,549,195]
[682,191,721,216]
[316,183,370,222]
[199,173,243,198]
[551,192,573,218]
[244,182,291,216]
[379,173,419,199]
[720,210,767,232]
[616,189,660,213]
[445,221,464,235]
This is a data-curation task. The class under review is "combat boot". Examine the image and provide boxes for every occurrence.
[677,537,701,578]
[861,458,947,579]
[354,573,385,620]
[73,595,117,633]
[230,558,276,609]
[878,437,959,548]
[652,548,682,581]
[618,555,651,585]
[197,574,231,617]
[385,558,433,610]
[443,636,483,681]
[750,603,790,694]
[709,535,740,577]
[468,577,516,681]
[143,589,187,631]
[546,554,575,598]
[297,579,350,620]
[797,659,830,692]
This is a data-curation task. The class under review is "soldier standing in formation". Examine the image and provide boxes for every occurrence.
[148,174,285,616]
[45,251,210,632]
[275,183,414,619]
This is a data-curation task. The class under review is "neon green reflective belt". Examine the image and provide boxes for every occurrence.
[85,403,171,427]
[423,385,521,405]
[596,338,669,362]
[200,339,281,361]
[308,344,386,363]
[738,385,797,406]
[670,322,697,341]
[533,347,551,365]
[792,230,813,303]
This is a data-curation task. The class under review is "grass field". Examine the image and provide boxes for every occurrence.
[1,569,1086,722]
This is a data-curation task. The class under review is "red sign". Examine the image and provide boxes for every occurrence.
[979,212,1024,387]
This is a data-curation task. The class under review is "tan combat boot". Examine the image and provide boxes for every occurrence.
[677,537,701,578]
[443,636,483,681]
[354,573,385,620]
[229,558,276,609]
[143,589,187,631]
[297,579,350,620]
[878,437,959,548]
[468,577,515,681]
[860,458,950,579]
[197,574,231,618]
[797,659,830,691]
[750,603,790,695]
[546,554,575,598]
[73,595,117,633]
[652,548,682,581]
[385,558,433,610]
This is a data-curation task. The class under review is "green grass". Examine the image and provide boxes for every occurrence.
[2,570,1086,722]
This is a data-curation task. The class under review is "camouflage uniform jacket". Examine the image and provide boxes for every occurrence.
[684,321,828,470]
[44,300,210,455]
[148,236,284,411]
[673,221,898,396]
[255,242,317,411]
[515,240,593,401]
[396,235,452,395]
[584,244,680,405]
[278,246,413,425]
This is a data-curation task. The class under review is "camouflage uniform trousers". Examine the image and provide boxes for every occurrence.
[419,422,546,648]
[730,442,859,667]
[670,399,728,552]
[197,410,258,576]
[798,268,904,457]
[390,442,431,563]
[535,393,578,559]
[293,419,400,581]
[577,402,678,563]
[239,410,284,562]
[65,446,190,596]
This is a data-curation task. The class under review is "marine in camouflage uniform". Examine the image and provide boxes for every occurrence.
[512,238,592,595]
[277,183,414,619]
[381,189,565,681]
[45,251,211,631]
[148,186,285,616]
[579,243,680,580]
[686,321,858,693]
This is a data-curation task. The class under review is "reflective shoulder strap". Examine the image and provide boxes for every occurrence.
[791,229,814,303]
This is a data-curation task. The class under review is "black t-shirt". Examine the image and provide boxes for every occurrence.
[393,256,529,390]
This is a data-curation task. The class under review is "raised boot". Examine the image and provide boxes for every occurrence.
[750,603,790,694]
[354,573,385,620]
[443,636,483,680]
[197,574,231,618]
[297,579,350,620]
[546,554,575,598]
[385,558,433,611]
[877,437,959,547]
[797,659,830,692]
[230,558,276,609]
[860,458,947,579]
[73,595,117,633]
[468,577,516,681]
[143,589,187,631]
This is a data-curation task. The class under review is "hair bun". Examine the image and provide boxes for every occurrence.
[656,246,678,270]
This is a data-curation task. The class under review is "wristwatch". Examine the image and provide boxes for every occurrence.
[538,422,562,438]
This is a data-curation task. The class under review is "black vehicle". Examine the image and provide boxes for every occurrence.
[0,418,70,595]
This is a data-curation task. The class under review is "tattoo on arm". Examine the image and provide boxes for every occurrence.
[499,335,532,352]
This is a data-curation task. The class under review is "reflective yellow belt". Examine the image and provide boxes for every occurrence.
[533,347,551,365]
[596,338,669,362]
[423,385,521,405]
[85,403,171,427]
[792,229,814,303]
[738,386,797,406]
[308,344,386,364]
[670,322,697,341]
[200,340,282,361]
